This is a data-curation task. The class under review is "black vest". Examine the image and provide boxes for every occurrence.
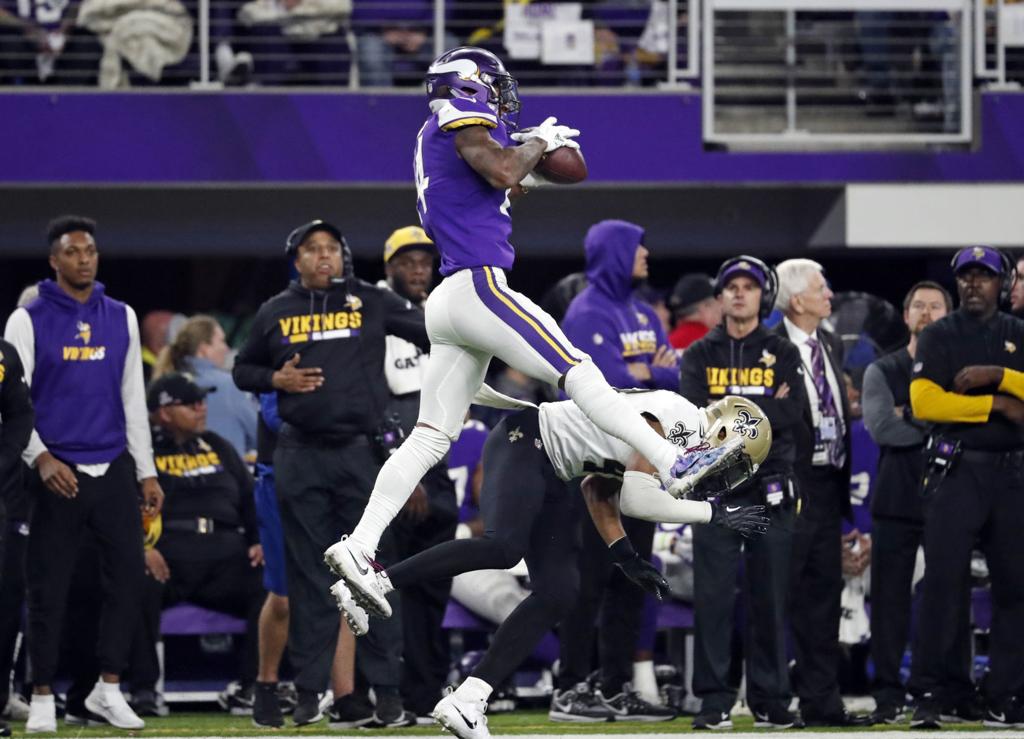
[871,349,926,523]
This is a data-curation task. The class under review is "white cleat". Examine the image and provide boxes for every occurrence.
[84,682,145,730]
[323,536,393,618]
[431,691,491,739]
[26,696,56,734]
[666,438,748,500]
[330,580,370,636]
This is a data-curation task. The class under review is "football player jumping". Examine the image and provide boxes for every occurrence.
[325,47,741,617]
[332,391,771,738]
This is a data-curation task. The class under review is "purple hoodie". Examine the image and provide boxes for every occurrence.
[561,220,677,390]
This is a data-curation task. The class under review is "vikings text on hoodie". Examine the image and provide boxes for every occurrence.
[561,220,676,391]
[233,277,428,438]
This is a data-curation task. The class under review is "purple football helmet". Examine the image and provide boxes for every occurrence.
[425,46,521,130]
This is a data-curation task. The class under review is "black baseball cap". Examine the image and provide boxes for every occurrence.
[285,219,344,255]
[670,273,715,312]
[147,372,216,411]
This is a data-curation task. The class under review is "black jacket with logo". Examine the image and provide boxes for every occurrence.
[233,279,428,438]
[680,324,805,478]
[153,426,259,552]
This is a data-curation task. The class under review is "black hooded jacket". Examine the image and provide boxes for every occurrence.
[679,323,805,477]
[233,278,428,438]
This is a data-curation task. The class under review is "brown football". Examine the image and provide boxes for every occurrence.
[535,146,588,185]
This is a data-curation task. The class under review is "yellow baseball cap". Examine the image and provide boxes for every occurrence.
[384,226,434,264]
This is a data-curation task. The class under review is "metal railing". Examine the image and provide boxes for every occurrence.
[703,0,974,145]
[0,0,697,88]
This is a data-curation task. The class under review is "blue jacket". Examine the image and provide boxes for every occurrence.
[561,220,676,390]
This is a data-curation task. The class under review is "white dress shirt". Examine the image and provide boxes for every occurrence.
[783,316,846,466]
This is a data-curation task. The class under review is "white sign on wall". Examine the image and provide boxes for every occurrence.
[505,3,583,59]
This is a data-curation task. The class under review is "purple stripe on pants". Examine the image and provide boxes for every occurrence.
[470,267,580,375]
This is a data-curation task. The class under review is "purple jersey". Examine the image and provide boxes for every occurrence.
[415,98,515,276]
[845,417,878,535]
[447,419,489,523]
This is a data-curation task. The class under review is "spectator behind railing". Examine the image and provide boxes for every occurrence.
[0,0,101,84]
[352,0,454,86]
[154,314,258,459]
[235,0,351,84]
[76,0,192,87]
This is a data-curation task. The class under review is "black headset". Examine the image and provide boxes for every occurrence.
[949,246,1018,306]
[714,255,779,319]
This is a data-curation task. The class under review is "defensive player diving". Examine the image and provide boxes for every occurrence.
[333,390,772,739]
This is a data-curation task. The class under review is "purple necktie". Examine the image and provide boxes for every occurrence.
[807,336,845,467]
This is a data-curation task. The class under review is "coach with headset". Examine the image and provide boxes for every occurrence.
[232,220,429,726]
[679,257,807,731]
[907,246,1024,730]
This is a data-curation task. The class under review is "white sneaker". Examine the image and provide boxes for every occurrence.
[431,691,490,739]
[330,581,370,636]
[4,694,30,722]
[26,695,56,733]
[323,536,393,618]
[85,682,145,730]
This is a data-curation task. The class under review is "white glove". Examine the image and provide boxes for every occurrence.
[519,171,551,189]
[511,116,580,153]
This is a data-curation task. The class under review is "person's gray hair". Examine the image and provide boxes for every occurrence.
[774,258,824,314]
[16,283,39,308]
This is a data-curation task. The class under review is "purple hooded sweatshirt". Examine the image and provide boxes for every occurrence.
[561,220,677,391]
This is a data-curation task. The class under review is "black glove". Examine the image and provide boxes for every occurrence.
[609,537,671,600]
[710,502,770,538]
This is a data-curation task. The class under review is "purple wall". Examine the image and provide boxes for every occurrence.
[2,91,1023,183]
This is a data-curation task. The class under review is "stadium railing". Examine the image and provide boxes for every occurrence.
[703,0,975,146]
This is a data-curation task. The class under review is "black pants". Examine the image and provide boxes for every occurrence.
[557,511,653,696]
[129,533,266,691]
[869,515,972,709]
[391,464,458,715]
[912,457,1024,705]
[387,409,581,690]
[62,535,104,714]
[788,466,845,717]
[274,435,402,693]
[0,515,28,707]
[27,452,144,684]
[693,490,794,714]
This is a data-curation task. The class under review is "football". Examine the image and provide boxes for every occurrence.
[535,146,588,185]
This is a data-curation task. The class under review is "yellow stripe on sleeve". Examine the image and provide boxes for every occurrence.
[441,117,497,132]
[998,368,1024,402]
[483,267,580,367]
[910,377,993,424]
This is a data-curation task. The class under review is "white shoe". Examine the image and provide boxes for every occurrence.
[85,682,145,730]
[4,694,30,722]
[431,691,490,739]
[323,536,393,618]
[330,581,370,636]
[26,696,56,733]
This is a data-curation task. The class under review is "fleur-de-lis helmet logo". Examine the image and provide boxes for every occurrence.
[667,421,695,447]
[732,409,762,439]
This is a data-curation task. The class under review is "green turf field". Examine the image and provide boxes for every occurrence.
[5,710,1004,736]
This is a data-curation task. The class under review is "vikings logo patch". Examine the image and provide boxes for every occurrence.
[75,321,92,345]
[667,421,695,447]
[732,409,762,439]
[758,349,776,368]
[346,295,363,311]
[1006,341,1017,354]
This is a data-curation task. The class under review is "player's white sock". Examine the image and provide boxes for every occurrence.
[632,660,659,704]
[349,424,451,553]
[563,360,677,478]
[454,677,493,704]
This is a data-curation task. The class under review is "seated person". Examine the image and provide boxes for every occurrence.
[129,373,264,712]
